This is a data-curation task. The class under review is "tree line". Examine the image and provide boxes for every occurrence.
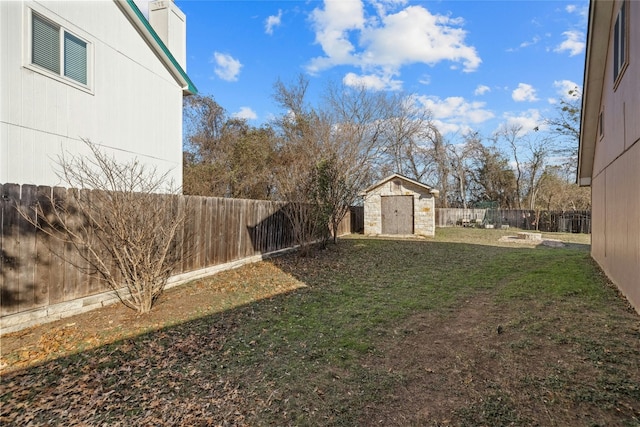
[183,76,589,229]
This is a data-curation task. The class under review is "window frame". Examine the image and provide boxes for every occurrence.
[25,7,94,93]
[598,110,604,139]
[613,0,629,88]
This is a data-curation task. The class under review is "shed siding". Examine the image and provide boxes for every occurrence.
[0,1,183,187]
[364,178,436,237]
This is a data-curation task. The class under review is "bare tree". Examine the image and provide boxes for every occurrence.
[494,124,525,209]
[271,76,329,254]
[522,136,551,211]
[322,82,402,239]
[22,140,185,313]
[545,87,581,169]
[273,77,411,248]
[382,95,437,182]
[272,76,449,244]
[429,127,452,207]
[447,132,482,209]
[323,81,393,180]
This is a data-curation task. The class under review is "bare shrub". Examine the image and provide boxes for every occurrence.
[22,140,185,313]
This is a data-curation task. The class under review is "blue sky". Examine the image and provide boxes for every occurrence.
[142,0,588,139]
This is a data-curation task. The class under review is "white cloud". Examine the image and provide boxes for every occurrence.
[309,1,365,69]
[418,74,431,85]
[415,95,494,134]
[474,85,490,96]
[370,0,409,17]
[512,83,539,102]
[554,30,585,56]
[212,52,242,82]
[519,35,541,49]
[502,109,543,133]
[566,4,589,20]
[359,6,481,72]
[553,79,581,99]
[233,107,258,120]
[265,10,283,35]
[343,72,403,91]
[307,1,480,87]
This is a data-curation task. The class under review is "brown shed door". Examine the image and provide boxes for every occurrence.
[381,195,414,234]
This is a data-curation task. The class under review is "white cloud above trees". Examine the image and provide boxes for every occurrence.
[232,107,258,120]
[553,79,581,100]
[343,72,403,91]
[212,52,242,82]
[474,85,490,96]
[307,0,481,91]
[503,109,543,133]
[554,30,585,56]
[416,95,494,134]
[512,83,538,102]
[265,10,283,35]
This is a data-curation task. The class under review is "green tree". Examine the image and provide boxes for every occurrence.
[183,95,276,199]
[468,142,518,209]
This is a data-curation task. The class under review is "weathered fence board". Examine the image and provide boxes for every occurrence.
[1,184,356,324]
[436,208,591,233]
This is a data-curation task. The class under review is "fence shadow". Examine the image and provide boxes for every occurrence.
[2,186,347,328]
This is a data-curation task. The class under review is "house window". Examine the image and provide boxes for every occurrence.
[613,1,628,84]
[598,111,604,138]
[31,12,88,86]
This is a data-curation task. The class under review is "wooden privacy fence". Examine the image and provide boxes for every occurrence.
[335,206,364,236]
[0,183,358,327]
[435,208,591,233]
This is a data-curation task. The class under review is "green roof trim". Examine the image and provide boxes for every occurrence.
[124,0,197,94]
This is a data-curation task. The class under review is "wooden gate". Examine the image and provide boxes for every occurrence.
[381,195,414,234]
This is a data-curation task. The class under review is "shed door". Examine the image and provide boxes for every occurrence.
[381,195,414,234]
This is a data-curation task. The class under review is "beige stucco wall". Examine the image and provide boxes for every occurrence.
[0,1,184,188]
[589,0,640,313]
[364,178,436,237]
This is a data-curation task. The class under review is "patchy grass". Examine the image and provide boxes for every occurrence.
[1,228,639,426]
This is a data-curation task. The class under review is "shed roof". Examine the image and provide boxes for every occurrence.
[364,173,438,195]
[117,0,197,95]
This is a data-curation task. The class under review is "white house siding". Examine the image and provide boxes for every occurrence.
[0,1,184,188]
[587,0,640,312]
[364,178,436,237]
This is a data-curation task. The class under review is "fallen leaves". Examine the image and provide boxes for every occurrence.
[1,261,306,374]
[1,322,256,426]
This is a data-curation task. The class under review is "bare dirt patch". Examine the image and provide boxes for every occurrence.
[360,291,640,426]
[498,235,566,247]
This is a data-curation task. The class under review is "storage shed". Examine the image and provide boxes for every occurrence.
[363,174,439,237]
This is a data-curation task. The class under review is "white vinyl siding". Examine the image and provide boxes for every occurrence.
[2,1,183,187]
[30,11,89,86]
